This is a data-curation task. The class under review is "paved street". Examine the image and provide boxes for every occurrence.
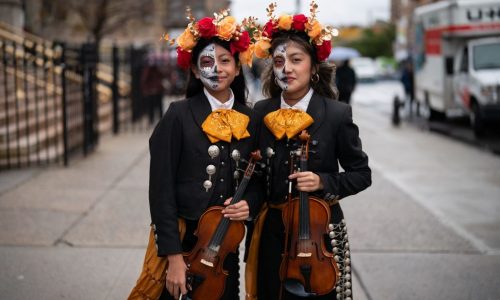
[1,81,499,299]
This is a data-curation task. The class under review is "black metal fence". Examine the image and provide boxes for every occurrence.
[1,27,160,170]
[0,21,192,171]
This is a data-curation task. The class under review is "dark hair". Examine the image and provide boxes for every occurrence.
[261,31,338,100]
[184,38,247,104]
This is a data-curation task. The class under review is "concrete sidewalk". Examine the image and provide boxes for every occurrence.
[1,99,499,299]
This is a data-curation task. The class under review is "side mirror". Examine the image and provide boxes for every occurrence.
[445,57,454,75]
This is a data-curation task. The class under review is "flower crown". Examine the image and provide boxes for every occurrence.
[252,1,334,61]
[163,8,254,69]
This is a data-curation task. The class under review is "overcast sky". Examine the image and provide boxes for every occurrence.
[230,0,390,27]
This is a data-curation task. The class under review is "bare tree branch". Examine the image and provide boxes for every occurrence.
[65,0,154,43]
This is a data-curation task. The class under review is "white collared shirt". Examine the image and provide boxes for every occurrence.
[280,88,314,112]
[204,88,235,111]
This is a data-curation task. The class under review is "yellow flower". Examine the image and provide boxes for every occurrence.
[217,16,237,40]
[239,44,255,67]
[177,28,197,50]
[305,20,322,40]
[254,39,271,59]
[277,15,293,30]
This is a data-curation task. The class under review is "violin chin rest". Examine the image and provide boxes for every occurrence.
[283,279,317,298]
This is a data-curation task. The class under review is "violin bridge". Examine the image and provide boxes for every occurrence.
[297,252,312,257]
[201,259,214,267]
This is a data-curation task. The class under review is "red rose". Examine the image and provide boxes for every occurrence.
[177,47,192,69]
[197,17,216,38]
[316,40,332,61]
[263,20,276,37]
[292,14,307,31]
[230,31,250,55]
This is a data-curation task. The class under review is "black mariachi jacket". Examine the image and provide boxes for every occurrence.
[148,92,261,256]
[254,92,371,205]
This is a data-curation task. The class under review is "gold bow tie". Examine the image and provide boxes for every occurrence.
[264,109,314,140]
[202,109,251,143]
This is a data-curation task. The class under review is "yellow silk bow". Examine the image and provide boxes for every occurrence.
[201,109,251,143]
[264,109,314,140]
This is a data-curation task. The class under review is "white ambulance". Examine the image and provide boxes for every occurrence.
[413,0,500,135]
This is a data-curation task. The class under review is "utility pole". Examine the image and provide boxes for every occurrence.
[296,0,300,14]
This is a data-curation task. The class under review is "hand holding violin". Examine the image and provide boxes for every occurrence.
[222,198,249,220]
[288,171,324,192]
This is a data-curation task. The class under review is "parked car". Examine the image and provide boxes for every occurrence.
[350,57,378,82]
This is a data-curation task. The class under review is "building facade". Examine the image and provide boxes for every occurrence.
[391,0,440,60]
[0,0,231,44]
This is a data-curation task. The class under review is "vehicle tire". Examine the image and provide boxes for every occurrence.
[429,107,445,121]
[420,96,444,121]
[471,101,485,136]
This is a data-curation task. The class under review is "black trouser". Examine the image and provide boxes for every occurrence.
[338,90,352,105]
[146,94,164,124]
[257,208,340,300]
[159,219,240,300]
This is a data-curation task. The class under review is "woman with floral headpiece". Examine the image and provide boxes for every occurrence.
[136,8,261,300]
[245,2,371,300]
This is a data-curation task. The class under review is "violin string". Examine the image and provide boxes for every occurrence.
[211,170,252,249]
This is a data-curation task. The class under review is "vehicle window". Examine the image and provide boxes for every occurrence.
[473,43,500,70]
[459,47,468,72]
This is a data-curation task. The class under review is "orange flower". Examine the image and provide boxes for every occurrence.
[305,20,322,40]
[277,15,293,30]
[254,39,271,59]
[217,16,237,40]
[177,28,197,50]
[239,44,255,67]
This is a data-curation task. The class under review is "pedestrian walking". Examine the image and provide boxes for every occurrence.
[400,59,415,117]
[246,2,372,299]
[140,57,165,124]
[129,9,260,300]
[336,60,357,105]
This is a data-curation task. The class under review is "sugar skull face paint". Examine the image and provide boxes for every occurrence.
[198,43,219,90]
[272,43,288,91]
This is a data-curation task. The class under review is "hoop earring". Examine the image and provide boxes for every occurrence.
[311,73,320,83]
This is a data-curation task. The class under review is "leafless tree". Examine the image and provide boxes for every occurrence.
[67,0,155,44]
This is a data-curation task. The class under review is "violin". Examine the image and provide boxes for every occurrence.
[181,150,262,300]
[280,131,339,297]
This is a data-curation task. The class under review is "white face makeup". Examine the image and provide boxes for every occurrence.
[197,43,219,90]
[273,43,288,91]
